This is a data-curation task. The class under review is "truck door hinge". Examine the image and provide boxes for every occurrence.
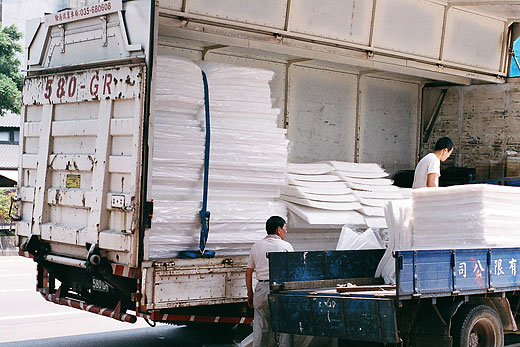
[100,15,108,47]
[59,25,65,53]
[222,258,233,266]
[130,293,142,302]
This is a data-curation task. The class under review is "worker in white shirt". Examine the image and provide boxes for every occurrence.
[246,216,293,347]
[412,136,454,188]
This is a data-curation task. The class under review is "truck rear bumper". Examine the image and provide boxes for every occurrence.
[42,292,137,323]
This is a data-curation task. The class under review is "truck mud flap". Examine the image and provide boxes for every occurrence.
[269,294,399,344]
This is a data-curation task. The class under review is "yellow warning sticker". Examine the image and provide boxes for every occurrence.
[66,174,81,189]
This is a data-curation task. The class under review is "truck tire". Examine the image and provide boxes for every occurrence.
[451,304,503,347]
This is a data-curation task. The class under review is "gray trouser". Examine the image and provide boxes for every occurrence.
[253,281,291,347]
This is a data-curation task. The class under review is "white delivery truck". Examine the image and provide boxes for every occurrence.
[15,0,517,327]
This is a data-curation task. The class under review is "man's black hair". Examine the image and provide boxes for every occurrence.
[266,216,286,235]
[434,137,454,151]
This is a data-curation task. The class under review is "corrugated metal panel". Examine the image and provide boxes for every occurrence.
[287,65,357,163]
[0,145,19,169]
[0,111,21,127]
[185,0,288,29]
[447,1,520,21]
[443,8,504,71]
[287,0,372,45]
[372,0,444,59]
[358,77,418,174]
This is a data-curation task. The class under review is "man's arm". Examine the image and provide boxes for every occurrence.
[426,173,437,187]
[246,267,254,308]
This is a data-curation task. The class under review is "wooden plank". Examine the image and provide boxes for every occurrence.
[31,104,53,236]
[282,277,384,291]
[23,121,41,137]
[47,188,91,208]
[108,155,133,173]
[336,284,395,293]
[339,290,397,297]
[22,154,38,170]
[86,99,113,245]
[110,118,134,136]
[304,287,396,297]
[48,154,95,171]
[51,119,97,137]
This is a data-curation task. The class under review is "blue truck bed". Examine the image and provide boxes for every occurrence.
[268,248,520,343]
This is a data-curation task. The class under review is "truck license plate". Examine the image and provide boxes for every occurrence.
[92,277,110,292]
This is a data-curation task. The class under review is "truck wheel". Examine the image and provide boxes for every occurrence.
[451,304,503,347]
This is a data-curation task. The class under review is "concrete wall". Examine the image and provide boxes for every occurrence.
[422,81,520,179]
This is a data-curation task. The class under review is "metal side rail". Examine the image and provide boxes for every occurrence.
[396,248,520,299]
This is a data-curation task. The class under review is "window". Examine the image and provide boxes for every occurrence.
[0,128,19,144]
[0,132,10,142]
[510,37,520,77]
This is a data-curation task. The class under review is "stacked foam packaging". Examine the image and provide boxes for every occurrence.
[412,184,520,248]
[330,161,409,230]
[148,56,288,259]
[376,184,520,284]
[281,161,409,250]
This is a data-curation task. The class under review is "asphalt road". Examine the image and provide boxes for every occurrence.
[2,255,520,347]
[0,256,242,347]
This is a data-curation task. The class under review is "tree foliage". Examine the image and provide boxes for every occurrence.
[0,188,15,235]
[0,24,23,116]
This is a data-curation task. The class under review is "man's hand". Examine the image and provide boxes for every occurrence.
[426,172,438,187]
[246,267,254,308]
[247,292,254,308]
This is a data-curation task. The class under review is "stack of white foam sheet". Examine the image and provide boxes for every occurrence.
[328,161,407,229]
[282,163,363,223]
[281,163,366,250]
[148,57,287,259]
[412,184,520,249]
[375,199,414,284]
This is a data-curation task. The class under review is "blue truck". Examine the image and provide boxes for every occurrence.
[268,248,520,346]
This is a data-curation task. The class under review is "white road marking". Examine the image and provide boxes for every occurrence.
[0,289,34,293]
[0,311,85,322]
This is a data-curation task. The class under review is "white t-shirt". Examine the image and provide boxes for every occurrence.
[247,235,293,280]
[412,152,440,188]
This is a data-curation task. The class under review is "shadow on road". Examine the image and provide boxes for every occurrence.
[1,324,246,347]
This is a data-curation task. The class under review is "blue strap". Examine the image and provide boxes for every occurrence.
[199,71,211,255]
[178,250,216,259]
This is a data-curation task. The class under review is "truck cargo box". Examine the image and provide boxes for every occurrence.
[16,0,516,325]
